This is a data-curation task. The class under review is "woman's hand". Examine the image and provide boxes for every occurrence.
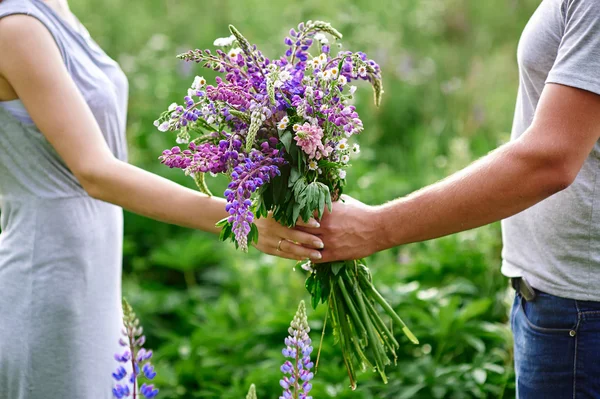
[254,216,324,261]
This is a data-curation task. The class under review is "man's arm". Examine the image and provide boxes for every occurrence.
[311,83,600,262]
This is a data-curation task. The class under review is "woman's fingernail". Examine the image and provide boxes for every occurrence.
[314,241,324,249]
[311,252,322,260]
[309,219,321,228]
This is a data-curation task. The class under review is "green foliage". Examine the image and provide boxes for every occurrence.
[66,0,543,397]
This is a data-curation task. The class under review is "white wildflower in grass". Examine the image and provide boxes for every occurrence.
[308,160,318,170]
[349,85,358,95]
[213,35,236,47]
[341,154,350,163]
[338,75,348,86]
[338,169,347,179]
[352,143,361,154]
[314,32,329,44]
[337,139,348,151]
[168,102,178,112]
[192,76,206,89]
[158,121,170,132]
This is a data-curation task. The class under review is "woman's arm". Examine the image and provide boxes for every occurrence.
[0,15,324,261]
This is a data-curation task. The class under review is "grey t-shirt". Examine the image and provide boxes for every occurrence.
[501,0,600,301]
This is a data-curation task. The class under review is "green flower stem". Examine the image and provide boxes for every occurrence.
[362,290,400,349]
[358,273,419,345]
[337,275,368,342]
[330,286,357,390]
[351,274,389,383]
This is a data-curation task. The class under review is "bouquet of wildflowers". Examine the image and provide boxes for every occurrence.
[155,21,418,388]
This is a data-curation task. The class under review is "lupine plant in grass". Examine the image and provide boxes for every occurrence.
[112,299,159,398]
[156,20,419,388]
[280,301,314,399]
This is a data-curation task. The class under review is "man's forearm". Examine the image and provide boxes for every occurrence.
[373,135,572,250]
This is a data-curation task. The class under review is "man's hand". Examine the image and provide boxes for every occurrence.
[299,195,382,262]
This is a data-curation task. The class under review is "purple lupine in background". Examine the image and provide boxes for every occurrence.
[112,299,159,399]
[280,301,314,399]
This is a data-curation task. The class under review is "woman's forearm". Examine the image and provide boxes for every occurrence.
[82,158,227,234]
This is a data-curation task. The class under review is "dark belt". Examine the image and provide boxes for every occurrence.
[511,277,537,301]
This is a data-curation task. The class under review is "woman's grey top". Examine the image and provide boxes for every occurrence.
[0,1,129,398]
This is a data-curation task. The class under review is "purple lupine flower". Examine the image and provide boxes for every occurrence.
[112,299,159,399]
[224,146,285,251]
[280,301,314,399]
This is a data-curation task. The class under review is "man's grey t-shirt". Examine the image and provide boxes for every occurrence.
[501,0,600,301]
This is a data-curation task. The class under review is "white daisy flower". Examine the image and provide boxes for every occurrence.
[338,75,348,86]
[341,155,350,163]
[338,169,347,179]
[352,143,361,154]
[322,70,331,80]
[330,67,339,79]
[280,116,290,124]
[213,35,236,47]
[228,48,243,60]
[278,122,288,130]
[293,124,301,132]
[337,139,348,151]
[192,76,206,89]
[311,57,322,69]
[308,160,318,170]
[318,53,327,64]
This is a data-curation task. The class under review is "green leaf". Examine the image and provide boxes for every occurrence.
[312,278,322,310]
[280,130,292,152]
[219,223,232,242]
[289,167,300,188]
[249,223,259,245]
[305,273,317,295]
[215,217,229,227]
[458,298,492,322]
[317,187,326,219]
[292,202,302,224]
[273,165,290,204]
[331,262,345,276]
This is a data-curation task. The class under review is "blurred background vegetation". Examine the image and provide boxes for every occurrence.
[71,0,541,397]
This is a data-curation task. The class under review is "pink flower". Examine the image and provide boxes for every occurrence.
[294,123,327,160]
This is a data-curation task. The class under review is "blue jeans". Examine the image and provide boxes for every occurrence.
[511,288,600,398]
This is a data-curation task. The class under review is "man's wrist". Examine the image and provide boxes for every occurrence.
[369,203,398,252]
